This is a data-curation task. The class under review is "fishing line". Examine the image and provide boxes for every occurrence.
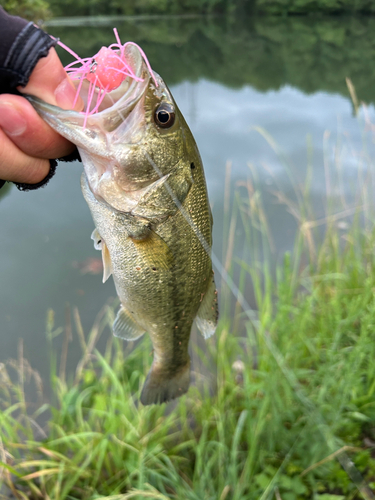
[143,150,375,500]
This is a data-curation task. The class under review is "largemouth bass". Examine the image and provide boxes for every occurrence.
[28,43,218,405]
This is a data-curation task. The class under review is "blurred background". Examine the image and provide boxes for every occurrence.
[1,2,375,393]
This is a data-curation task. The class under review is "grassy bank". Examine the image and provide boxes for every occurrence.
[1,121,375,498]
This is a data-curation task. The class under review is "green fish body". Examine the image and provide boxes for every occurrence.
[29,44,218,404]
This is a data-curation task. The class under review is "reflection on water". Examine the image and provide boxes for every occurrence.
[49,15,375,104]
[1,14,375,389]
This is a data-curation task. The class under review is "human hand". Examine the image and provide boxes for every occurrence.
[0,47,83,185]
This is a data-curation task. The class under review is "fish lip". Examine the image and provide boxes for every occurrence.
[25,73,149,129]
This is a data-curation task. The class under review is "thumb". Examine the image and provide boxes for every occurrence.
[19,47,83,111]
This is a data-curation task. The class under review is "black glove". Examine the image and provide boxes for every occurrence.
[0,7,81,192]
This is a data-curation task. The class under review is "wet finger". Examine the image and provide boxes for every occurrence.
[0,94,76,159]
[0,128,50,184]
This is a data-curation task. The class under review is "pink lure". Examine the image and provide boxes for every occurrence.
[57,29,157,127]
[86,46,125,91]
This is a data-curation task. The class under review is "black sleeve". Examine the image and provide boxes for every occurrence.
[0,7,81,192]
[0,8,54,94]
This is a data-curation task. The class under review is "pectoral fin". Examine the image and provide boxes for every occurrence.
[195,273,219,339]
[90,229,112,283]
[102,242,112,283]
[113,305,146,341]
[130,228,174,271]
[91,228,102,250]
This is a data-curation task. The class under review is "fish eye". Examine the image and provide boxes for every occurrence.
[154,103,175,129]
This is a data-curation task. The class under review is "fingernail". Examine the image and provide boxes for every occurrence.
[0,102,27,136]
[54,77,82,110]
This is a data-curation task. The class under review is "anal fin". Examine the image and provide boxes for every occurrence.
[195,272,219,339]
[113,305,146,341]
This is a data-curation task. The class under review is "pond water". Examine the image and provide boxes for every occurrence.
[1,14,375,391]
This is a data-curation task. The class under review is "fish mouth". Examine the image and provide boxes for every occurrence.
[27,44,156,213]
[26,43,150,142]
[72,43,151,132]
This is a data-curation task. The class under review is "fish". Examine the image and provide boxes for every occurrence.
[28,42,218,405]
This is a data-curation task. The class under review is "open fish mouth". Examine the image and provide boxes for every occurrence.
[27,43,150,140]
[27,43,160,213]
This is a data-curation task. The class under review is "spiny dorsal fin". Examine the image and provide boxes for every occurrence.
[113,305,146,341]
[195,272,219,339]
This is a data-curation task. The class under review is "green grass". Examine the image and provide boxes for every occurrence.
[2,210,375,499]
[2,102,375,498]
